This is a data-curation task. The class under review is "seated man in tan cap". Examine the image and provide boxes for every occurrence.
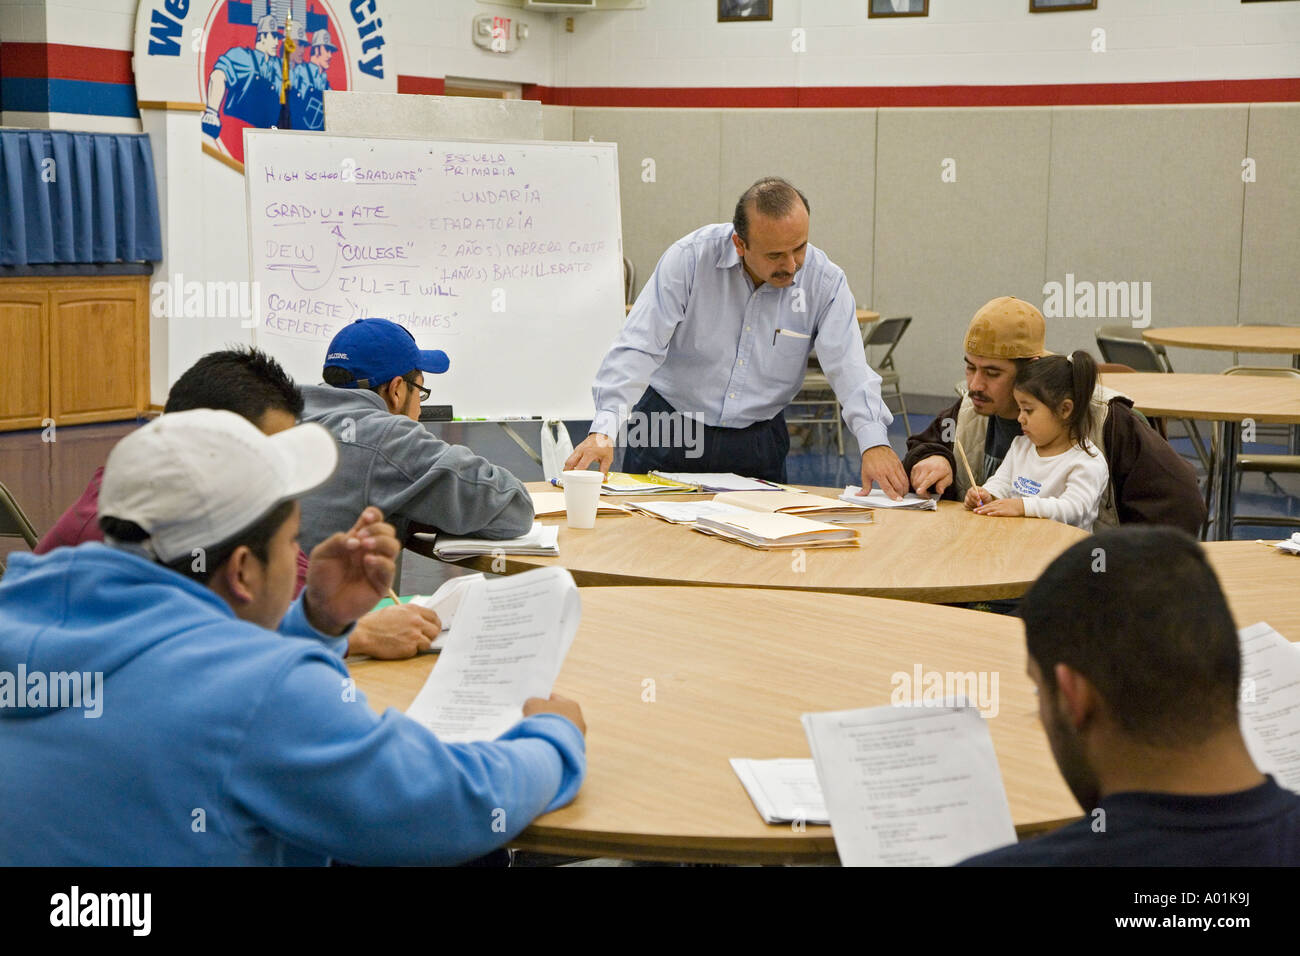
[905,296,1205,536]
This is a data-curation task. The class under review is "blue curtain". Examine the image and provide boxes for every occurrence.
[0,130,162,266]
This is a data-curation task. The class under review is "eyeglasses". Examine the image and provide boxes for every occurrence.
[405,377,431,402]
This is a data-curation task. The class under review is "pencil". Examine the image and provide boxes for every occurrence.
[953,439,982,506]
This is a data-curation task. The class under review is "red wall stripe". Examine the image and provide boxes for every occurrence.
[520,77,1300,108]
[0,43,134,85]
[397,75,445,96]
[3,43,1295,108]
[523,83,802,108]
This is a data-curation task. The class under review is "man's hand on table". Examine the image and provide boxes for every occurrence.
[349,603,442,659]
[911,454,954,500]
[858,445,909,500]
[564,432,615,475]
[525,693,587,736]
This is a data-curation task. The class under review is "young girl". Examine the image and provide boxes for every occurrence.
[965,350,1109,532]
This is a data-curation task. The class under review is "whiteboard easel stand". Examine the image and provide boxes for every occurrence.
[499,422,542,466]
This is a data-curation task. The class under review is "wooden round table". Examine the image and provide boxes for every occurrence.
[425,483,1088,603]
[1203,541,1300,640]
[1101,373,1300,540]
[1144,326,1300,364]
[350,587,1077,864]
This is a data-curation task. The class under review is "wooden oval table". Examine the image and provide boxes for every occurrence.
[1143,326,1300,365]
[1142,326,1300,459]
[1101,373,1300,540]
[350,587,1077,864]
[424,484,1088,603]
[1203,540,1300,640]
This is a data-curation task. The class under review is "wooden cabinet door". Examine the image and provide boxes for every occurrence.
[49,280,148,425]
[0,291,51,430]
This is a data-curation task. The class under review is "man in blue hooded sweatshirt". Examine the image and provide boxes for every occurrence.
[0,409,585,865]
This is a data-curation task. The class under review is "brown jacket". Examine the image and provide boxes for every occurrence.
[903,391,1207,537]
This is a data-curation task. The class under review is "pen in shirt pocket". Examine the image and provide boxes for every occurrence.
[772,327,811,346]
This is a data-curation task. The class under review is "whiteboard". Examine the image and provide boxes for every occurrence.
[242,129,623,419]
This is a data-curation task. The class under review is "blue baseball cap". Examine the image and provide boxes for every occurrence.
[322,319,450,389]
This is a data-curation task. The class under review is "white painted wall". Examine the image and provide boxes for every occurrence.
[22,0,1300,97]
[42,0,135,49]
[554,0,1300,89]
[395,0,558,85]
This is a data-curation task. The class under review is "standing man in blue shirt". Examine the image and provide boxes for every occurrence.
[566,178,908,495]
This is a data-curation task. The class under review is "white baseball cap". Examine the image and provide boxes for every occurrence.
[99,409,338,564]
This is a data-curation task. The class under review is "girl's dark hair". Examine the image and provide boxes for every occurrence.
[1013,350,1098,451]
[99,500,296,585]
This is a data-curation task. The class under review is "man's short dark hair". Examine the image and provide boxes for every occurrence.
[732,177,811,244]
[100,500,296,586]
[164,347,303,422]
[1022,526,1241,747]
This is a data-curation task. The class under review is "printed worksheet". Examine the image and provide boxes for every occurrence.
[406,567,580,742]
[730,758,829,825]
[1239,622,1300,794]
[803,704,1017,866]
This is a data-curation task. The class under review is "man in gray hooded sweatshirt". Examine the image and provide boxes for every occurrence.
[298,318,534,551]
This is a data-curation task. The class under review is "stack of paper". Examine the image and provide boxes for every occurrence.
[417,522,560,559]
[840,486,938,511]
[1238,622,1300,794]
[1270,533,1300,555]
[585,472,699,494]
[401,573,486,652]
[405,567,581,742]
[803,704,1017,866]
[625,500,749,524]
[730,758,829,825]
[694,511,860,550]
[715,490,874,524]
[528,491,629,517]
[650,471,781,492]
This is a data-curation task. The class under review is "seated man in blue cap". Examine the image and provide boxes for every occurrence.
[298,318,534,552]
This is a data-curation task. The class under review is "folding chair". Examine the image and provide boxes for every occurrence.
[1222,366,1300,531]
[864,316,913,437]
[787,365,844,456]
[0,481,39,549]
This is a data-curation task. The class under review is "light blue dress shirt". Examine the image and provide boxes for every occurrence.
[591,223,892,452]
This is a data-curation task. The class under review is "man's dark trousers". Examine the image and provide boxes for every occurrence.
[619,386,789,483]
